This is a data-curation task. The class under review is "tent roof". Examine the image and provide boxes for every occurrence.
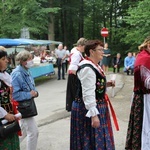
[0,38,29,46]
[14,38,44,45]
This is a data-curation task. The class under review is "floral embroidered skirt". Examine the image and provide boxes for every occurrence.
[125,93,143,150]
[70,100,115,150]
[0,133,20,150]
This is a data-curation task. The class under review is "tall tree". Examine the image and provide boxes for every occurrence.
[78,0,84,37]
[122,0,150,51]
[0,0,59,39]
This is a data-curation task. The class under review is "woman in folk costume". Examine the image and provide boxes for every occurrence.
[70,40,119,150]
[0,46,20,150]
[125,36,150,150]
[66,38,87,111]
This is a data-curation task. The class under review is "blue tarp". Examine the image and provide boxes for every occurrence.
[15,39,62,45]
[29,63,54,78]
[0,38,29,46]
[14,38,44,45]
[0,38,62,47]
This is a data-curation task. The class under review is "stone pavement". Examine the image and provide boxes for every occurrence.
[20,71,134,150]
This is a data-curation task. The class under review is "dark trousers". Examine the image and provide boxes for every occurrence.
[57,63,65,79]
[65,60,69,73]
[126,68,134,75]
[113,66,120,73]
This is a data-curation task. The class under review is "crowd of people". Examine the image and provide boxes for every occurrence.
[0,36,150,150]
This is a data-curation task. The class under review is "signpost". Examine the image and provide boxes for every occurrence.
[101,27,109,44]
[21,27,30,39]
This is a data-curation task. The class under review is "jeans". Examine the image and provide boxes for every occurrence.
[124,67,134,75]
[19,117,39,150]
[58,62,65,79]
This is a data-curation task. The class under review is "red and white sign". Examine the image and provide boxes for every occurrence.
[101,27,109,37]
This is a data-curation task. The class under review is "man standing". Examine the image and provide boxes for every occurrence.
[55,44,66,80]
[123,52,135,75]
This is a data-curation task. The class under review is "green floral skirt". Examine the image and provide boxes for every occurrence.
[0,133,20,150]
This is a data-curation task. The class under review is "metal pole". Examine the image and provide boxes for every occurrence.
[104,37,106,44]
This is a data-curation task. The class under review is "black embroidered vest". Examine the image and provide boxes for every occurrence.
[0,80,13,114]
[75,64,106,101]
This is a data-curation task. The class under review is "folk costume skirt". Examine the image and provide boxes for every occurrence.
[66,74,77,112]
[70,100,115,150]
[0,133,20,150]
[125,93,143,150]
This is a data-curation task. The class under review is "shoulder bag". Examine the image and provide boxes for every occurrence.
[17,97,38,118]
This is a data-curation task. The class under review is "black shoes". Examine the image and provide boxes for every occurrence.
[126,70,134,75]
[57,78,65,80]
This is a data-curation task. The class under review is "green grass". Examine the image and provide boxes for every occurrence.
[34,76,52,85]
[108,67,124,72]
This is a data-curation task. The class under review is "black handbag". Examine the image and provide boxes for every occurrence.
[0,120,21,138]
[17,98,38,118]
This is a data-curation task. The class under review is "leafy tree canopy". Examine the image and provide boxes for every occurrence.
[122,0,150,51]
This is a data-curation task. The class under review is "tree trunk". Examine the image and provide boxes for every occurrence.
[78,0,84,37]
[109,0,114,43]
[48,0,55,50]
[62,0,67,45]
[92,2,96,39]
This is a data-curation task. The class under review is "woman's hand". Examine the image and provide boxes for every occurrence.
[114,65,117,68]
[107,80,115,87]
[91,115,100,128]
[30,90,38,97]
[4,113,15,122]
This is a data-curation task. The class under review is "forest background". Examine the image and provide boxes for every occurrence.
[0,0,150,59]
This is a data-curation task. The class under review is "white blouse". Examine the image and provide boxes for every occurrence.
[77,60,102,118]
[68,47,84,71]
[0,107,7,118]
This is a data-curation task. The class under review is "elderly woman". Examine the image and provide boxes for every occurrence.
[0,46,20,150]
[125,36,150,150]
[11,50,39,150]
[70,40,117,150]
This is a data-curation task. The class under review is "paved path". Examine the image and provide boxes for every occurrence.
[20,70,134,150]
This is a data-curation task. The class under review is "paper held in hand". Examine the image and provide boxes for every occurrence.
[110,74,116,97]
[1,113,22,125]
